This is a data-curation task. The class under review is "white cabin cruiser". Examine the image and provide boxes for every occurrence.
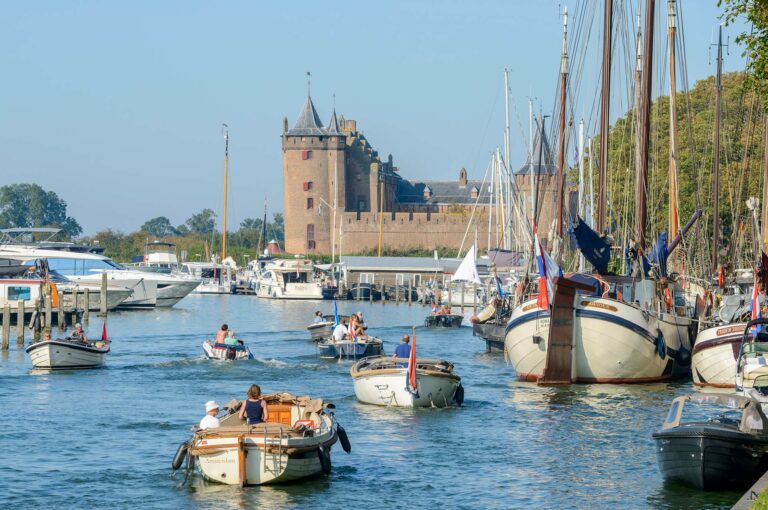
[257,259,322,300]
[180,262,235,294]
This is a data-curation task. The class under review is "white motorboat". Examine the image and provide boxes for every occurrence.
[735,319,768,395]
[318,336,384,360]
[257,259,322,300]
[181,262,234,294]
[173,394,350,486]
[26,337,109,369]
[202,339,254,360]
[692,322,746,388]
[504,275,692,383]
[350,357,464,407]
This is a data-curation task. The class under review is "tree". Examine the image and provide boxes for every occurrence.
[185,208,216,235]
[239,217,264,231]
[721,0,768,109]
[140,216,179,237]
[270,213,285,241]
[0,183,82,236]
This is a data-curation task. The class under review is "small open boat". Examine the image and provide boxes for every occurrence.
[423,314,463,328]
[26,336,110,370]
[350,357,463,407]
[317,336,383,360]
[172,393,351,486]
[307,314,351,341]
[202,339,254,360]
[652,393,768,490]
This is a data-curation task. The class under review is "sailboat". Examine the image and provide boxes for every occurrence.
[504,0,695,383]
[446,245,484,307]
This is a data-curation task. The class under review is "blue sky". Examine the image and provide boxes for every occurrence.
[0,1,749,235]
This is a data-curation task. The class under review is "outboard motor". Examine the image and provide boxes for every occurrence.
[226,347,237,360]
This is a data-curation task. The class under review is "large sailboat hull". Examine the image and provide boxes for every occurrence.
[504,297,689,383]
[691,323,744,388]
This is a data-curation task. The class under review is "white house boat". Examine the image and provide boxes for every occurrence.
[257,259,322,300]
[174,394,350,486]
[691,322,746,388]
[26,336,109,369]
[504,275,692,384]
[181,261,234,294]
[350,357,464,407]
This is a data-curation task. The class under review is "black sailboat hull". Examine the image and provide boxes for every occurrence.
[653,425,768,490]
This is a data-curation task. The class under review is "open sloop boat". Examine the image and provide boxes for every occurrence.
[202,340,254,360]
[26,337,110,369]
[317,336,383,360]
[350,357,464,407]
[172,393,350,486]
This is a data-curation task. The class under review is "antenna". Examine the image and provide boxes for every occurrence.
[306,71,311,96]
[222,123,229,156]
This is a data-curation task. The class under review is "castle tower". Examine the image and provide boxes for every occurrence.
[282,96,346,254]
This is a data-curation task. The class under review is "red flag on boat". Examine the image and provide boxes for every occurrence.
[101,321,108,342]
[406,328,419,396]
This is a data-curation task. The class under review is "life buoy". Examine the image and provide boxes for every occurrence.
[718,265,725,289]
[664,288,672,312]
[655,330,666,360]
[317,444,332,474]
[172,442,188,470]
[337,425,352,454]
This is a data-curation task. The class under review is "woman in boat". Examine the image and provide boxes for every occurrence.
[313,311,323,324]
[223,330,239,346]
[349,315,365,339]
[215,324,229,344]
[70,323,88,342]
[238,384,268,425]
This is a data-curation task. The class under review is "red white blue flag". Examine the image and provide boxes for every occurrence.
[406,329,419,397]
[751,277,762,332]
[535,232,562,310]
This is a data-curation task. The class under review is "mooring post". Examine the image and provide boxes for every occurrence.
[460,282,465,314]
[1,304,9,350]
[395,281,400,304]
[17,300,25,345]
[447,286,452,308]
[44,295,52,334]
[100,273,108,317]
[357,275,361,301]
[57,295,65,330]
[408,280,412,305]
[473,283,478,314]
[71,289,79,327]
[83,288,90,324]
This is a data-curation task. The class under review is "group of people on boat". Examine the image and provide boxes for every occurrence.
[199,384,267,430]
[213,324,241,346]
[432,304,453,316]
[330,312,366,342]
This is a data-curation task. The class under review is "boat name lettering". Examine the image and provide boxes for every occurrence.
[715,325,744,336]
[580,301,618,312]
[522,303,538,312]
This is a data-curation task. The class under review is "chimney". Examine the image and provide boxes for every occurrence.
[345,119,357,133]
[283,117,288,134]
[459,167,468,186]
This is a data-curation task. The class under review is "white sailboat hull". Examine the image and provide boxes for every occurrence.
[504,297,690,383]
[691,323,745,388]
[352,370,460,407]
[26,340,108,369]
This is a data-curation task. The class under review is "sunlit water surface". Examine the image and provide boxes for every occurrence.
[0,295,743,509]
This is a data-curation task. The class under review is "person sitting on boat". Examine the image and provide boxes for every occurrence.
[238,384,268,425]
[200,401,220,429]
[43,331,52,341]
[393,334,411,363]
[313,311,324,324]
[332,319,348,342]
[70,323,88,342]
[215,324,229,344]
[356,311,365,326]
[436,304,452,316]
[223,330,239,346]
[349,315,365,339]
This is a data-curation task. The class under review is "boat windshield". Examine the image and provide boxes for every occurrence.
[27,257,125,276]
[678,401,742,428]
[285,272,308,284]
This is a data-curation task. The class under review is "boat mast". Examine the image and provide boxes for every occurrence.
[529,99,535,230]
[597,0,613,235]
[588,137,595,228]
[636,0,655,254]
[667,0,680,239]
[711,25,723,274]
[578,119,585,271]
[762,112,768,252]
[504,69,512,250]
[633,8,644,230]
[222,123,229,261]
[261,196,267,255]
[555,6,569,246]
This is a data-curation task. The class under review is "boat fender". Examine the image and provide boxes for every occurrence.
[337,425,352,454]
[655,330,666,360]
[454,383,465,407]
[317,444,332,474]
[172,442,188,471]
[675,347,691,367]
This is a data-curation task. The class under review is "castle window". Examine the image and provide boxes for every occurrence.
[302,150,313,160]
[306,224,315,250]
[306,197,314,210]
[470,186,479,199]
[303,181,313,191]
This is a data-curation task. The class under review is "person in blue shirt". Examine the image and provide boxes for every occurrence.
[393,334,411,360]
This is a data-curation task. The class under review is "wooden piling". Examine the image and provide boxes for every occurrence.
[1,305,9,350]
[17,300,25,345]
[395,282,400,304]
[44,295,52,333]
[100,273,108,317]
[473,283,478,314]
[71,290,79,327]
[460,282,465,314]
[83,288,90,324]
[408,280,412,305]
[369,283,373,303]
[357,275,361,301]
[447,286,452,308]
[57,295,65,330]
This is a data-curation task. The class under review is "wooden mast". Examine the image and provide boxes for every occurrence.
[762,112,768,253]
[636,0,655,253]
[556,7,569,243]
[711,26,723,274]
[597,0,612,235]
[667,0,680,239]
[222,124,229,261]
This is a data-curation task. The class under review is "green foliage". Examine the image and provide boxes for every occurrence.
[721,0,768,110]
[140,216,179,237]
[184,208,216,235]
[0,183,82,236]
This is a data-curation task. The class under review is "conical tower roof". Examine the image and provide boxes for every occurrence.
[287,96,326,136]
[327,109,341,134]
[516,118,556,175]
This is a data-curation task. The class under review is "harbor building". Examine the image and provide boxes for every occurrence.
[281,95,568,255]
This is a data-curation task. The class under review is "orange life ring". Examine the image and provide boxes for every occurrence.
[664,287,672,312]
[718,265,725,289]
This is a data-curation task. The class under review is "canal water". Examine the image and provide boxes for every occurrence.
[0,295,742,509]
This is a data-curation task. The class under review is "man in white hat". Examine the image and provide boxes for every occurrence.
[200,401,220,429]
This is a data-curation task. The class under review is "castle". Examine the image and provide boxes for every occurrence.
[281,95,566,255]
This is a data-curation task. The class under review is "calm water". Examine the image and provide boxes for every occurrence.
[0,295,743,509]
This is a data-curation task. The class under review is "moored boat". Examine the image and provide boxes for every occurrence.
[691,322,746,388]
[202,339,254,360]
[26,336,110,369]
[317,336,383,360]
[350,357,463,407]
[652,393,768,490]
[174,394,350,486]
